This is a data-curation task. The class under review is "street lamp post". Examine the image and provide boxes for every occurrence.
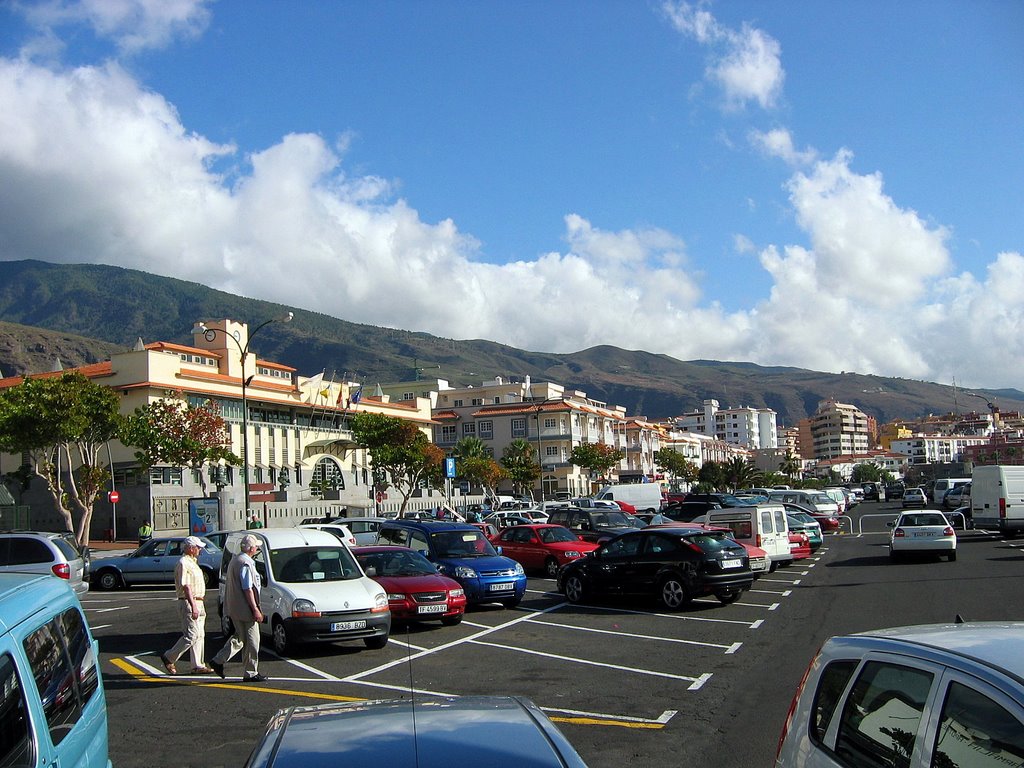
[190,313,293,525]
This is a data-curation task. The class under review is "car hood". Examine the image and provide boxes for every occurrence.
[433,554,520,572]
[370,573,461,592]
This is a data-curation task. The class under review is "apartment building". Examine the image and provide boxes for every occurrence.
[0,318,434,538]
[889,434,990,466]
[806,399,872,460]
[674,399,778,450]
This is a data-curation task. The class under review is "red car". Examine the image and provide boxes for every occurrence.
[789,531,812,560]
[613,500,637,514]
[490,524,600,577]
[354,546,467,626]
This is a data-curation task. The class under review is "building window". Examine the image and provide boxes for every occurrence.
[402,392,415,401]
[150,467,183,485]
[544,417,557,430]
[463,423,476,437]
[439,425,457,443]
[493,397,500,404]
[471,398,483,406]
[545,446,558,458]
[479,421,493,439]
[511,418,527,437]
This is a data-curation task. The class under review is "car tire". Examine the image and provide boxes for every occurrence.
[948,550,957,562]
[564,574,587,603]
[716,590,741,605]
[96,569,122,591]
[271,618,291,655]
[200,567,215,588]
[889,549,900,562]
[440,614,463,626]
[658,576,690,611]
[544,557,560,578]
[501,597,521,609]
[364,634,388,650]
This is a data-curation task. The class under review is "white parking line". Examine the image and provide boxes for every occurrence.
[694,598,780,611]
[759,577,799,585]
[574,602,762,628]
[526,617,742,653]
[541,705,678,725]
[93,606,131,613]
[469,640,713,690]
[749,588,791,596]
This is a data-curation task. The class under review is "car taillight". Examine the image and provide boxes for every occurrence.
[51,563,70,579]
[683,540,705,554]
[777,646,821,760]
[755,534,762,548]
[942,526,955,537]
[1000,498,1006,519]
[893,528,905,538]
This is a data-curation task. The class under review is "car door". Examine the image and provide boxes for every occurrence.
[121,540,166,584]
[587,533,644,595]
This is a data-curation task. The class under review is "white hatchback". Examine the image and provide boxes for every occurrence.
[888,511,957,561]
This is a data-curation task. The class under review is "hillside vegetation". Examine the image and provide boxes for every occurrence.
[0,260,1019,427]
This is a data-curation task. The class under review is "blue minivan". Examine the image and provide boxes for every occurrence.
[0,572,111,767]
[376,521,527,607]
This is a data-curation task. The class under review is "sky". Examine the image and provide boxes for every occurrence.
[0,1,1022,391]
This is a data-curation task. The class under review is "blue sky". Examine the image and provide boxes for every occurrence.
[0,1,1022,392]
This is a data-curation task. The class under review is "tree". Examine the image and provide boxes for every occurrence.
[779,453,801,480]
[119,396,239,497]
[0,372,122,546]
[501,438,540,497]
[569,443,624,492]
[722,457,762,492]
[697,460,725,491]
[452,436,508,503]
[851,463,882,483]
[351,413,445,513]
[654,449,698,490]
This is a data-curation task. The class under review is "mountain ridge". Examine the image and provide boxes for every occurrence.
[0,259,1020,427]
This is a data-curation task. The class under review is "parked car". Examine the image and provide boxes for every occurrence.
[243,695,588,768]
[0,530,89,596]
[91,535,221,590]
[683,492,749,508]
[0,572,111,768]
[544,507,638,544]
[942,482,971,510]
[661,500,723,522]
[693,505,793,569]
[482,511,535,529]
[788,531,811,561]
[202,529,243,550]
[888,511,957,561]
[376,520,527,608]
[647,521,771,576]
[353,545,466,626]
[785,513,823,550]
[930,476,971,504]
[334,516,386,545]
[781,502,839,533]
[901,487,927,508]
[219,528,390,655]
[769,490,841,516]
[490,524,600,577]
[557,527,754,609]
[776,622,1024,768]
[298,522,357,548]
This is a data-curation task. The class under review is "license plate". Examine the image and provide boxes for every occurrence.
[330,620,366,632]
[417,604,447,614]
[721,559,743,569]
[489,582,514,592]
[913,532,937,538]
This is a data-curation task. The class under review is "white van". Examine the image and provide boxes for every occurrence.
[219,528,390,655]
[931,477,971,504]
[769,490,841,516]
[693,504,793,568]
[970,465,1024,536]
[0,572,110,767]
[595,484,663,513]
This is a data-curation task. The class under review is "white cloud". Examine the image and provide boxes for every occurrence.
[663,1,785,110]
[15,0,212,54]
[750,128,817,166]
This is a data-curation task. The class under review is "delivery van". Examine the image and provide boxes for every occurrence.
[931,477,971,504]
[693,503,793,568]
[970,465,1024,537]
[595,484,663,513]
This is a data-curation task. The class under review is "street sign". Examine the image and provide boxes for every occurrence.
[445,457,456,478]
[108,490,120,504]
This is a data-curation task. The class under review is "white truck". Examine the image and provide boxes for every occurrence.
[595,484,663,513]
[970,465,1024,537]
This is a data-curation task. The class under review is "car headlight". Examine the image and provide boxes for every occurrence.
[291,598,319,618]
[454,565,477,579]
[372,592,389,612]
[387,593,406,601]
[449,588,465,598]
[513,562,525,576]
[565,551,580,558]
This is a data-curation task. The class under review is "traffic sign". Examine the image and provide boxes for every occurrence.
[445,457,456,478]
[108,490,120,504]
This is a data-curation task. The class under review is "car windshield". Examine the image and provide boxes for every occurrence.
[430,530,498,558]
[899,514,948,527]
[538,527,578,544]
[590,512,632,529]
[682,532,738,552]
[790,512,815,524]
[270,546,362,583]
[718,494,745,506]
[356,549,436,577]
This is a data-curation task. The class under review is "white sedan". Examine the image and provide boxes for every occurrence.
[888,511,957,561]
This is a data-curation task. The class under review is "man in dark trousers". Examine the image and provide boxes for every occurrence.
[210,534,266,682]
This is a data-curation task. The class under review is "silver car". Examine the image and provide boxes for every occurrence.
[91,536,221,590]
[776,622,1024,767]
[0,531,89,595]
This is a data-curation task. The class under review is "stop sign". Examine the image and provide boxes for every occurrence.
[108,490,120,504]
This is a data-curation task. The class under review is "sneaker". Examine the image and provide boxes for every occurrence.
[210,660,225,679]
[243,673,269,683]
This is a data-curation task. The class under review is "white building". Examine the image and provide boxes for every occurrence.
[675,399,778,450]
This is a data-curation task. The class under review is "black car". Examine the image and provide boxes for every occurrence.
[557,527,754,610]
[661,500,723,522]
[681,493,749,508]
[544,507,636,544]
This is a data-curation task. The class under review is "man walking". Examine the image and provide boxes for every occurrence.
[210,534,267,682]
[161,536,213,675]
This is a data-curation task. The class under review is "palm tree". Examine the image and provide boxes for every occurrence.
[779,453,801,480]
[501,438,541,498]
[723,457,762,492]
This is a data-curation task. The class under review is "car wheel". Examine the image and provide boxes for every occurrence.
[440,614,463,627]
[948,550,957,562]
[889,548,900,562]
[768,561,778,573]
[659,576,690,610]
[564,574,587,603]
[364,634,388,650]
[200,567,214,588]
[96,569,122,591]
[716,590,741,605]
[501,597,521,609]
[271,618,291,655]
[544,557,560,578]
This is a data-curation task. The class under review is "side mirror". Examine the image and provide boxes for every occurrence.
[364,566,377,577]
[495,545,503,555]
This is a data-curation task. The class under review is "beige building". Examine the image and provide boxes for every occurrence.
[807,399,872,460]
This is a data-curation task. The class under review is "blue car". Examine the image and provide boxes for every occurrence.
[376,521,527,607]
[91,536,221,590]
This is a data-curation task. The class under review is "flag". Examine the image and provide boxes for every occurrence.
[352,388,362,404]
[304,371,325,403]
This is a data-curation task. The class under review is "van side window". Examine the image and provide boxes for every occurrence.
[760,510,774,534]
[810,660,857,744]
[378,529,408,547]
[933,681,1024,767]
[0,539,51,566]
[773,509,787,533]
[409,533,430,555]
[22,608,100,746]
[0,652,32,766]
[834,661,933,768]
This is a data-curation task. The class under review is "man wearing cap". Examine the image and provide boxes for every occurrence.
[161,537,212,675]
[210,534,266,682]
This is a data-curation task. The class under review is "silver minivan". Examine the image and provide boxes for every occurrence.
[0,531,89,595]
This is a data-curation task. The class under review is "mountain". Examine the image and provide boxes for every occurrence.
[0,259,1020,427]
